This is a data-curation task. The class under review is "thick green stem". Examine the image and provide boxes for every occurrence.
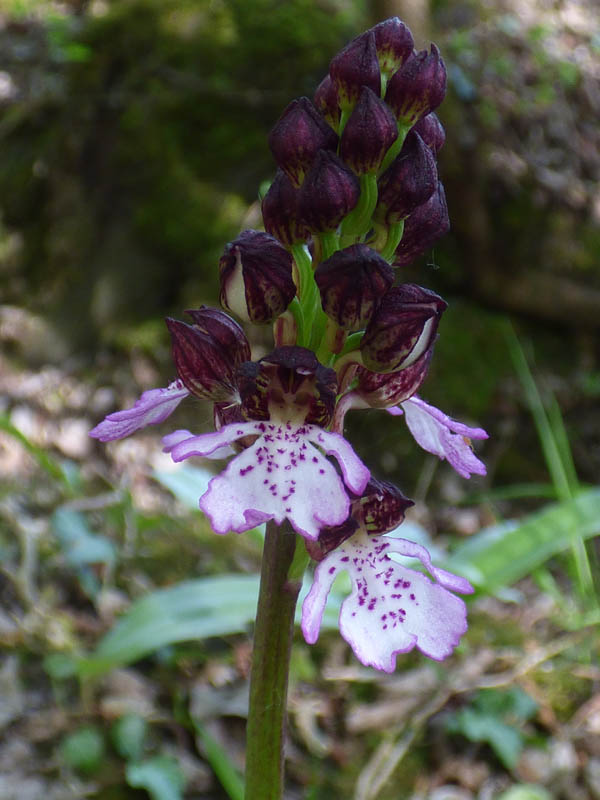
[244,521,303,800]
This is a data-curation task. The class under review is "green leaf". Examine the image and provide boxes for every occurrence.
[111,713,148,762]
[60,726,105,774]
[126,756,185,800]
[473,688,538,721]
[78,573,344,679]
[445,489,600,593]
[51,509,116,567]
[446,689,538,769]
[0,414,71,488]
[153,466,214,511]
[496,785,553,800]
[78,574,261,678]
[450,708,524,768]
[44,653,78,680]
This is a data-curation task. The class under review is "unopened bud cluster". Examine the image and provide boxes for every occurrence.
[220,17,445,374]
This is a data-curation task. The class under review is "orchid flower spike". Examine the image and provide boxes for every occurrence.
[90,17,489,680]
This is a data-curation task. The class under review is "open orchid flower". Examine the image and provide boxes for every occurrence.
[91,340,370,541]
[302,531,473,672]
[387,395,488,479]
[162,347,370,539]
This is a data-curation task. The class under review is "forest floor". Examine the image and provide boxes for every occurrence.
[0,304,599,800]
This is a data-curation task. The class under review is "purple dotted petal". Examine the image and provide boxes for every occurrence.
[165,420,369,540]
[301,530,473,672]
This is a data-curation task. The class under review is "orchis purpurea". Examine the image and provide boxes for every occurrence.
[91,16,489,798]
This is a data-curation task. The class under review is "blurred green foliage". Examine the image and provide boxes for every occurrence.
[2,0,599,355]
[0,0,364,345]
[445,687,538,768]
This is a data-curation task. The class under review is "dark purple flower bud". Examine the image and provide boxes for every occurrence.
[370,17,414,75]
[219,229,296,324]
[305,516,358,561]
[356,344,433,408]
[413,112,446,154]
[184,307,250,366]
[261,169,310,247]
[353,476,414,534]
[329,30,381,111]
[340,86,398,174]
[314,244,395,331]
[360,284,447,372]
[313,74,341,129]
[385,44,447,125]
[237,346,338,428]
[393,182,450,267]
[268,97,338,187]
[166,318,239,402]
[307,476,413,559]
[298,150,360,233]
[375,130,438,223]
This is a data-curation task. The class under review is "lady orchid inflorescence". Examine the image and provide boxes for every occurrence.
[91,17,488,674]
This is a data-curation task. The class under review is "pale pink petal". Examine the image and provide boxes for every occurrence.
[168,421,259,460]
[162,429,194,452]
[387,537,474,595]
[401,396,488,479]
[89,380,189,442]
[195,422,361,539]
[162,429,236,460]
[308,429,371,495]
[301,531,473,672]
[386,406,404,417]
[407,396,488,439]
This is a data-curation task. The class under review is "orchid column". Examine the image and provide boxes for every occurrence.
[90,17,487,800]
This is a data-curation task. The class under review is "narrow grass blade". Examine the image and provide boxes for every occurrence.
[194,721,244,800]
[504,323,595,603]
[0,414,72,489]
[504,325,574,500]
[445,488,600,594]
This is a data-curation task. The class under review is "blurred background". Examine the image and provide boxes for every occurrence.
[0,0,599,798]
